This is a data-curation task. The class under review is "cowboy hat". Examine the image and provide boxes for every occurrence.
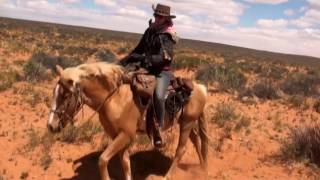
[152,3,176,18]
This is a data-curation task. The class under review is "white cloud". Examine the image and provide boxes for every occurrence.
[243,0,288,5]
[307,0,320,9]
[290,3,320,28]
[116,6,147,19]
[257,19,288,29]
[60,0,81,4]
[94,0,117,7]
[284,9,294,16]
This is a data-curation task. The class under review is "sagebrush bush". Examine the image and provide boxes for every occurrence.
[237,61,263,74]
[212,103,237,127]
[287,95,306,108]
[314,100,320,113]
[95,49,116,63]
[117,43,132,54]
[281,72,320,96]
[196,63,246,91]
[280,123,320,165]
[62,46,97,57]
[56,121,103,143]
[261,64,288,79]
[174,54,208,70]
[0,69,21,91]
[23,52,82,81]
[251,79,279,100]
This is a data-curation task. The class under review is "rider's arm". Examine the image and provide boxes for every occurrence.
[131,29,148,55]
[119,30,147,66]
[146,33,174,68]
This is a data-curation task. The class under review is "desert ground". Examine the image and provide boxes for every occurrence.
[0,17,320,180]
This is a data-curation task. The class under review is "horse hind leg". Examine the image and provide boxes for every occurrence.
[165,120,194,179]
[99,132,131,180]
[189,128,205,167]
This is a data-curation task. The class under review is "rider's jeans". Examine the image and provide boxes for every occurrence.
[153,71,171,128]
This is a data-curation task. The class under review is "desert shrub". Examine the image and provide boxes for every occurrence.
[261,64,288,79]
[0,69,21,91]
[212,103,237,127]
[95,49,116,63]
[24,128,42,152]
[174,54,208,70]
[196,63,246,91]
[251,79,279,100]
[314,100,320,113]
[15,85,50,107]
[280,123,320,165]
[40,152,52,170]
[20,172,28,179]
[234,116,251,131]
[281,72,320,96]
[23,52,82,81]
[56,121,103,143]
[63,46,97,57]
[23,57,50,82]
[287,95,307,108]
[237,61,263,74]
[117,43,132,54]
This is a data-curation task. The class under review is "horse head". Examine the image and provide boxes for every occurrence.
[47,65,84,132]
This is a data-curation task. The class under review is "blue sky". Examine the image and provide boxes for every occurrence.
[239,0,307,26]
[0,0,320,58]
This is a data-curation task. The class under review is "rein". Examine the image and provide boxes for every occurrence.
[84,87,119,122]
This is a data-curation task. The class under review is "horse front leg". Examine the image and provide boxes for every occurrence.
[165,121,194,179]
[99,132,131,180]
[119,149,132,180]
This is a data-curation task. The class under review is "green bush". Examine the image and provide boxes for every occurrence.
[314,100,320,113]
[174,54,208,70]
[261,65,288,79]
[281,72,320,96]
[196,63,246,91]
[212,103,237,127]
[237,61,263,74]
[287,95,306,108]
[23,52,82,82]
[63,46,97,57]
[251,79,279,100]
[56,121,103,143]
[95,49,116,63]
[280,123,320,165]
[0,69,21,91]
[117,43,132,54]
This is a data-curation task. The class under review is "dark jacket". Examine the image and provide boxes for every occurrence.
[125,24,177,75]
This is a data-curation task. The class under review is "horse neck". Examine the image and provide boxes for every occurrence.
[79,76,120,109]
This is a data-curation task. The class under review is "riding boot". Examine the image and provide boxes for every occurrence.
[153,96,165,148]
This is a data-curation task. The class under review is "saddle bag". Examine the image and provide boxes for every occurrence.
[131,73,156,98]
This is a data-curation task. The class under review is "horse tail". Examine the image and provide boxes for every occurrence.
[197,83,208,169]
[198,111,208,169]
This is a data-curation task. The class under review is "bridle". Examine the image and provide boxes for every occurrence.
[50,82,85,127]
[50,81,119,127]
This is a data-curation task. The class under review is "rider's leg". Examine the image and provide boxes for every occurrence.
[153,71,171,128]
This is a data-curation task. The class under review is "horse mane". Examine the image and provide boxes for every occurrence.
[60,62,126,88]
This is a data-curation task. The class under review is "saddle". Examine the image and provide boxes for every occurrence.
[127,67,193,146]
[130,69,193,111]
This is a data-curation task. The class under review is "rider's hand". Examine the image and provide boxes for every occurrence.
[130,53,145,62]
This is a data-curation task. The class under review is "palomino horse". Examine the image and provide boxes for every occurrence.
[47,62,208,180]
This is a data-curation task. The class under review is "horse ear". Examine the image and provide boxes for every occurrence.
[55,65,63,76]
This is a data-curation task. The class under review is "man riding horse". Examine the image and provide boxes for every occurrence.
[120,3,178,147]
